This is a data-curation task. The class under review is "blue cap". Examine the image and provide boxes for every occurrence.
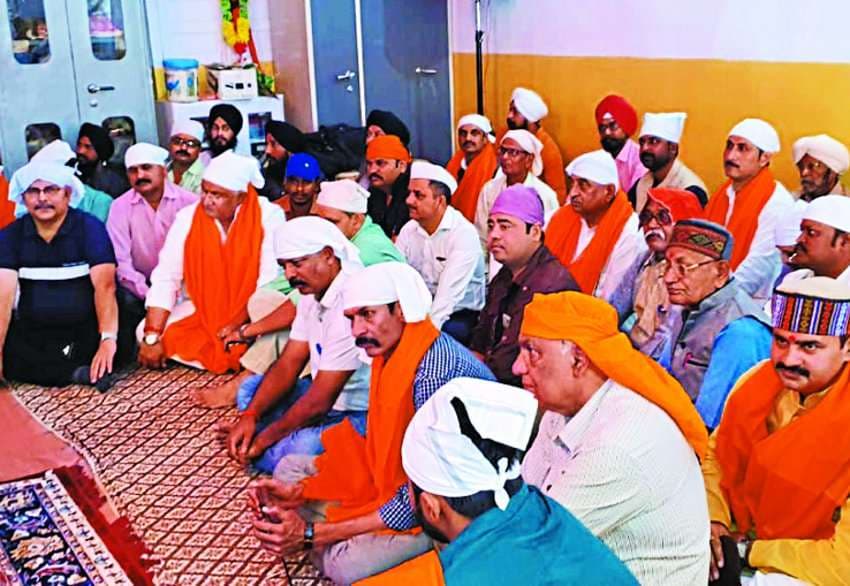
[285,153,321,181]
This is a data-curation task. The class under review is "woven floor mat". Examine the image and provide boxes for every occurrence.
[13,366,331,585]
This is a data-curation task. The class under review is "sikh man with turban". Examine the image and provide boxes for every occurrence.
[469,184,579,386]
[516,291,710,584]
[138,151,285,373]
[75,121,130,197]
[631,112,707,211]
[610,188,702,360]
[546,150,645,301]
[445,114,498,222]
[167,120,206,194]
[358,109,411,189]
[359,379,637,585]
[204,103,243,163]
[703,276,850,585]
[784,195,850,286]
[365,135,412,238]
[261,120,307,200]
[595,94,647,193]
[791,133,850,201]
[246,263,494,585]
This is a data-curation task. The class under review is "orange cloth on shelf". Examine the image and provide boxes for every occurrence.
[0,175,14,230]
[714,361,850,540]
[162,187,263,373]
[446,143,498,222]
[704,168,776,270]
[544,191,633,294]
[520,291,708,459]
[302,319,441,523]
[355,550,445,586]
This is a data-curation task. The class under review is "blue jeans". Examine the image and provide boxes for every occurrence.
[237,374,368,474]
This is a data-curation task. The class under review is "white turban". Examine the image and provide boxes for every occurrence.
[273,216,364,273]
[774,200,807,247]
[511,87,548,123]
[566,149,620,191]
[125,143,169,168]
[170,119,205,143]
[802,194,850,233]
[401,377,538,511]
[457,114,495,143]
[342,262,432,323]
[317,179,370,214]
[729,118,781,154]
[202,150,265,192]
[501,130,543,177]
[30,140,76,165]
[9,161,83,208]
[410,160,458,195]
[792,134,850,175]
[640,112,687,144]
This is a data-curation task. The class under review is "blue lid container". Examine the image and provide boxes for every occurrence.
[163,58,199,70]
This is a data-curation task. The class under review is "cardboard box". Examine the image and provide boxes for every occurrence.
[207,64,258,100]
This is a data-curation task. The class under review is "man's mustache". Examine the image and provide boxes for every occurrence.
[645,228,666,241]
[724,160,739,169]
[369,173,383,182]
[134,179,151,187]
[34,204,54,210]
[776,362,810,378]
[355,336,380,348]
[462,141,475,148]
[290,278,308,288]
[176,149,190,157]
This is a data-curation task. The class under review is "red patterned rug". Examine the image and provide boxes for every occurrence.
[13,366,330,585]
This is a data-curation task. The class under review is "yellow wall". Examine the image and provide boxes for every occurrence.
[453,53,850,191]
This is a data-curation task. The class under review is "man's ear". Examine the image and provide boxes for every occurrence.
[759,151,773,168]
[606,184,617,203]
[419,492,442,525]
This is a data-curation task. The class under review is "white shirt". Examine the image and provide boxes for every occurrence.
[474,173,560,247]
[523,380,710,585]
[289,270,371,412]
[146,198,286,311]
[572,213,646,302]
[395,206,486,328]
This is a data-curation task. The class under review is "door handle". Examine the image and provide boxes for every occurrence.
[336,70,356,81]
[87,83,116,94]
[415,67,437,75]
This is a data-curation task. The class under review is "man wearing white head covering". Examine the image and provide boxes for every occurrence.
[782,195,850,286]
[0,161,120,390]
[445,114,499,223]
[397,160,486,344]
[504,87,567,202]
[704,118,794,305]
[474,130,560,247]
[138,150,285,373]
[792,134,850,201]
[631,112,707,212]
[313,179,405,266]
[248,262,495,585]
[167,119,206,194]
[360,378,637,585]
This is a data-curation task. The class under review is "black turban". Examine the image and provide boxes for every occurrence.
[366,109,410,146]
[78,122,114,161]
[266,120,306,153]
[208,103,244,134]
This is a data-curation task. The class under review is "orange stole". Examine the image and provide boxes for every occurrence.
[162,187,263,373]
[536,126,567,205]
[714,362,850,540]
[704,168,776,270]
[545,191,633,294]
[302,320,441,523]
[355,550,445,586]
[446,143,498,222]
[0,175,14,230]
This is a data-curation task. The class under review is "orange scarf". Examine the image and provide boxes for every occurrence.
[0,175,14,230]
[302,320,441,523]
[715,362,850,540]
[545,191,633,294]
[446,143,498,222]
[162,187,263,373]
[355,550,444,586]
[704,168,776,270]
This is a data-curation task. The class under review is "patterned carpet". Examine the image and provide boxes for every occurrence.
[13,366,330,585]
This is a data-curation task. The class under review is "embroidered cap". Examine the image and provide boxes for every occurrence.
[668,219,733,261]
[772,276,850,337]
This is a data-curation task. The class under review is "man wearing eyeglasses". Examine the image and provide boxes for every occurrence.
[791,134,849,202]
[166,120,206,194]
[663,219,772,429]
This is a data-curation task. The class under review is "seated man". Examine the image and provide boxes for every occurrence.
[359,109,410,189]
[247,262,495,585]
[469,184,579,385]
[75,122,130,197]
[396,160,485,344]
[786,194,850,284]
[517,291,710,584]
[792,133,849,201]
[704,276,850,585]
[204,103,242,163]
[166,120,205,194]
[260,120,306,200]
[546,150,645,301]
[445,114,498,221]
[365,135,411,238]
[107,143,197,365]
[138,151,285,373]
[224,217,370,473]
[595,94,646,193]
[360,378,636,585]
[274,153,321,218]
[609,188,702,360]
[0,162,118,390]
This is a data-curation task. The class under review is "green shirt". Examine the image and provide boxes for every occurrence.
[167,158,205,194]
[351,216,405,266]
[77,185,112,223]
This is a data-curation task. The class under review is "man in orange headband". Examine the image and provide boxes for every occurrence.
[365,135,411,239]
[703,276,850,585]
[516,291,709,584]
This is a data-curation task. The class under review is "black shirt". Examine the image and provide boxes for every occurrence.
[368,172,410,239]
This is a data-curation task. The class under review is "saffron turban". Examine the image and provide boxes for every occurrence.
[9,161,83,207]
[792,134,850,175]
[203,150,265,192]
[565,149,619,190]
[124,143,169,168]
[490,184,544,226]
[803,194,850,233]
[457,114,495,143]
[645,188,702,223]
[366,135,411,163]
[274,216,364,273]
[318,179,370,214]
[410,160,457,195]
[595,95,638,136]
[511,87,548,123]
[640,112,687,144]
[729,118,780,153]
[343,261,432,323]
[501,130,543,177]
[170,119,205,142]
[31,140,76,165]
[208,103,244,134]
[366,109,411,146]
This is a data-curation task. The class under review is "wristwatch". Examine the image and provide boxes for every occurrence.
[143,331,161,346]
[737,539,752,567]
[100,332,118,342]
[303,521,314,550]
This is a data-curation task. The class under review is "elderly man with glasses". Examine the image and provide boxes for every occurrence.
[662,219,772,429]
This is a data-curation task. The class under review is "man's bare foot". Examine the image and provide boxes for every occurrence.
[191,370,252,408]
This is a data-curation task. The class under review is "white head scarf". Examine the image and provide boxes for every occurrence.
[566,149,620,191]
[273,216,364,273]
[125,143,169,168]
[511,87,548,123]
[774,200,808,247]
[803,194,850,233]
[402,377,538,511]
[501,130,543,177]
[30,140,76,165]
[639,112,688,144]
[457,114,495,143]
[170,119,205,143]
[792,134,850,175]
[728,118,781,153]
[342,262,432,323]
[202,150,265,192]
[317,179,370,214]
[410,160,458,195]
[9,161,84,208]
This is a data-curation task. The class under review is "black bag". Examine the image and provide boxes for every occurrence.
[302,124,366,179]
